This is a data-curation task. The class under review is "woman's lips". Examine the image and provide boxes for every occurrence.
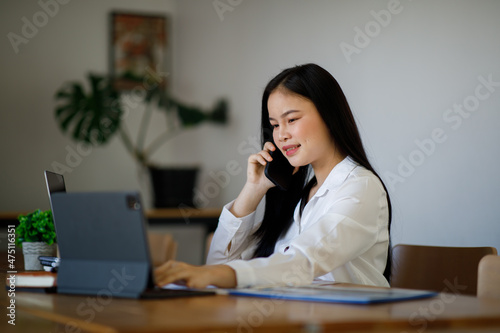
[282,144,301,156]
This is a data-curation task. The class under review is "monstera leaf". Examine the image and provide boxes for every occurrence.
[54,72,229,166]
[177,99,228,127]
[54,74,123,145]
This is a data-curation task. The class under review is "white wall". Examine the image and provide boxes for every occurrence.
[1,0,499,252]
[170,0,500,251]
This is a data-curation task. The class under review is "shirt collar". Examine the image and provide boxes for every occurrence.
[313,156,359,198]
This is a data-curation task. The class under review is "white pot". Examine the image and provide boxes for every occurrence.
[22,242,57,271]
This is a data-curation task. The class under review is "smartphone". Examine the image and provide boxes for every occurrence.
[264,149,295,190]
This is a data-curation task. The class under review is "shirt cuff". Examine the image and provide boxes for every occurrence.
[225,260,256,288]
[220,200,258,235]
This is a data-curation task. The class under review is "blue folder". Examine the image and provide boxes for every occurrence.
[228,284,438,304]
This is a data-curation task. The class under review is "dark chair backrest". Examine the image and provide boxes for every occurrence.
[391,244,497,295]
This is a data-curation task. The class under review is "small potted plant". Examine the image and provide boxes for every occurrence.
[16,209,57,270]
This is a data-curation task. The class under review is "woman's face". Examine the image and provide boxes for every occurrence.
[268,89,337,170]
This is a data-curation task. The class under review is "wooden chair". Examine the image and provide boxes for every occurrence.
[477,254,500,299]
[391,244,497,295]
[148,232,178,267]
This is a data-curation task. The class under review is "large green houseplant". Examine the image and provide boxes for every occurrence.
[54,73,228,207]
[16,209,57,270]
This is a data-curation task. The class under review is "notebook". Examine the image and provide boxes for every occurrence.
[44,171,215,299]
[227,284,438,304]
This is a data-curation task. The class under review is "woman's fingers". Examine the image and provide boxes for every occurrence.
[263,141,276,152]
[154,261,237,289]
[155,260,190,286]
[156,262,212,289]
[250,142,277,166]
[260,142,276,162]
[249,152,270,166]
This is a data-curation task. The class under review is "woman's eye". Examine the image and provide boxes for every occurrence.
[272,124,279,129]
[288,118,297,123]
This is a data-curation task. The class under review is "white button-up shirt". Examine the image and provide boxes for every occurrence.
[206,157,390,288]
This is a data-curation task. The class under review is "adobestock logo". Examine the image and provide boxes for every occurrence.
[212,0,243,22]
[404,278,466,333]
[340,0,409,64]
[383,74,499,192]
[7,0,71,54]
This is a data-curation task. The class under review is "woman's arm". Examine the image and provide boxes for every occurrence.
[155,144,278,288]
[230,141,277,217]
[205,200,263,264]
[206,142,277,264]
[225,173,390,288]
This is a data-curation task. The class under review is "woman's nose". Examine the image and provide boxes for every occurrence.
[278,125,290,141]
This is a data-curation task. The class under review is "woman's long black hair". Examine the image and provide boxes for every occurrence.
[252,63,393,282]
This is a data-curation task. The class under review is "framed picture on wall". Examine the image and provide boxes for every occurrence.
[110,12,170,91]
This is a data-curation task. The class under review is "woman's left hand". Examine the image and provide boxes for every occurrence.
[154,261,237,289]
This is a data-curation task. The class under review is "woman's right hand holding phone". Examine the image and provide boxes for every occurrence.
[230,142,277,217]
[246,141,277,189]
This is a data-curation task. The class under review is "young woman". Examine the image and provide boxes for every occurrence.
[155,63,392,289]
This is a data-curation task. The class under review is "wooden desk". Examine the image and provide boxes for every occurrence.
[4,283,500,333]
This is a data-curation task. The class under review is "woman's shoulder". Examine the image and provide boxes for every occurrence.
[327,157,376,182]
[320,157,386,195]
[348,164,386,194]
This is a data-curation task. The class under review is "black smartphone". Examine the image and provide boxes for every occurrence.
[264,149,295,191]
